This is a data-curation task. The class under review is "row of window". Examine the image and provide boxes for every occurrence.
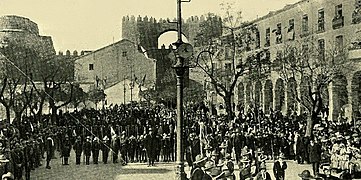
[262,3,345,47]
[274,36,343,61]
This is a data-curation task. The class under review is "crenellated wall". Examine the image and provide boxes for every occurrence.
[121,15,220,52]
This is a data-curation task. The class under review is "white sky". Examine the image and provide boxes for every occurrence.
[0,0,299,52]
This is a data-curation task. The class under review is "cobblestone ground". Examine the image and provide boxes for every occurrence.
[30,151,314,180]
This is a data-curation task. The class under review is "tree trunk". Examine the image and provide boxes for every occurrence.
[5,106,11,124]
[51,106,57,125]
[49,98,57,125]
[305,114,313,137]
[224,92,234,121]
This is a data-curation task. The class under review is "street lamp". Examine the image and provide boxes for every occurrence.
[173,0,193,179]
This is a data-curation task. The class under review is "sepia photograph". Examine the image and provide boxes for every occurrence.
[0,0,361,179]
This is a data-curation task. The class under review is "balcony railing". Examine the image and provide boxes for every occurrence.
[332,16,344,29]
[317,20,325,33]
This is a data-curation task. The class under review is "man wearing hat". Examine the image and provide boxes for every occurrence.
[111,134,120,164]
[102,136,110,164]
[210,150,219,165]
[73,136,83,165]
[273,153,287,180]
[255,163,271,180]
[83,136,92,165]
[92,137,101,164]
[232,128,244,163]
[61,135,71,165]
[239,154,252,180]
[190,155,206,180]
[308,139,322,177]
[203,161,214,180]
[298,170,314,180]
[45,133,54,169]
[224,153,235,176]
[144,128,159,167]
[119,131,128,165]
[12,143,23,180]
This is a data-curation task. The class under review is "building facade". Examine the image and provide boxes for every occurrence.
[234,0,361,121]
[74,39,156,95]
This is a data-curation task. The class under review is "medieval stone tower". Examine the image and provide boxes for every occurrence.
[121,15,222,92]
[121,15,222,51]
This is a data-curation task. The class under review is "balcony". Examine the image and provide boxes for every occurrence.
[317,20,325,33]
[353,10,361,24]
[349,41,361,60]
[332,16,344,29]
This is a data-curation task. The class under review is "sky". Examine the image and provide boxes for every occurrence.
[0,0,299,52]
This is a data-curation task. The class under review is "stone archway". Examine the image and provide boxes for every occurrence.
[157,30,189,49]
[352,71,361,120]
[237,82,245,107]
[275,79,285,111]
[287,77,298,114]
[264,79,273,114]
[254,81,262,108]
[332,74,348,120]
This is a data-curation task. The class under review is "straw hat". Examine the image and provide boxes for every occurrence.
[210,168,222,177]
[1,172,14,180]
[204,144,213,150]
[219,142,227,149]
[0,154,9,163]
[204,161,215,171]
[225,153,232,160]
[298,170,314,179]
[193,155,207,165]
[211,150,219,156]
[278,153,285,159]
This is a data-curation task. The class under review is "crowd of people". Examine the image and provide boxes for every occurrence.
[0,102,359,180]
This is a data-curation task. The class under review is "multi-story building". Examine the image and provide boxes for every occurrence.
[234,0,361,121]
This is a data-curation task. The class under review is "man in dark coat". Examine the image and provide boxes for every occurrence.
[12,143,23,180]
[295,132,305,164]
[232,129,244,163]
[73,136,82,165]
[308,139,321,177]
[119,131,128,165]
[144,128,159,166]
[102,136,110,164]
[45,133,54,169]
[61,135,71,165]
[190,155,207,180]
[92,137,101,164]
[273,153,287,180]
[83,136,92,165]
[112,135,120,163]
[23,141,32,180]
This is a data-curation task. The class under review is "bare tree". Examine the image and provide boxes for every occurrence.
[277,35,354,136]
[194,2,255,120]
[0,43,37,123]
